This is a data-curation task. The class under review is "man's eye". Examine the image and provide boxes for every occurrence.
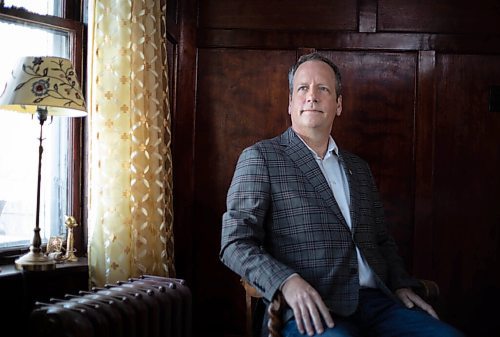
[297,86,307,91]
[319,87,330,92]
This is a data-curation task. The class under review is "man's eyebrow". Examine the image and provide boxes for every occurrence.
[296,82,330,87]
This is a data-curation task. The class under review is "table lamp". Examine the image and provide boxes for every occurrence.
[0,56,87,271]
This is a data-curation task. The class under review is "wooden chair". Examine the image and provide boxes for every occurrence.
[241,278,440,337]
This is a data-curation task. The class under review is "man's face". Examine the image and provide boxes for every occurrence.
[288,60,342,136]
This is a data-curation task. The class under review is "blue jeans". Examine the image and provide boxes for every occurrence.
[282,288,465,337]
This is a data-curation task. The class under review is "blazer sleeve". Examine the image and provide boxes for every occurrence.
[220,145,296,301]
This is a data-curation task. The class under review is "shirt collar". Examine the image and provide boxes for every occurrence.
[327,136,339,156]
[296,134,339,160]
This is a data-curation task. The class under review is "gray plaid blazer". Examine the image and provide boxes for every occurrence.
[220,127,419,319]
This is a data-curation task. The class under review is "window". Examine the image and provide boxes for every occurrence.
[0,1,85,257]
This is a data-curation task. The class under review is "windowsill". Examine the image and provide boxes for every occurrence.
[0,256,88,279]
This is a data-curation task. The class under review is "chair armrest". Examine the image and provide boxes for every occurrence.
[267,292,285,337]
[241,278,284,337]
[242,278,263,298]
[415,279,440,303]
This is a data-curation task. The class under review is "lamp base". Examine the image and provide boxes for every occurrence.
[15,251,56,271]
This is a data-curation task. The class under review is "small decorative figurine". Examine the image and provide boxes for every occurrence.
[46,236,65,262]
[64,215,78,262]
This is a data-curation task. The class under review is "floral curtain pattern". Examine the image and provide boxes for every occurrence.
[87,0,174,286]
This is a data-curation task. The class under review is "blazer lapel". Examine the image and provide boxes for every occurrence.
[338,150,360,234]
[281,128,350,230]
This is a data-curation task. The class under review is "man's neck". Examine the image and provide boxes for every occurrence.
[293,128,330,159]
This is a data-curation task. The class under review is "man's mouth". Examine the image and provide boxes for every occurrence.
[301,109,323,114]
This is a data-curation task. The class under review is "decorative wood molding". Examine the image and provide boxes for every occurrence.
[413,50,436,277]
[359,0,377,33]
[198,29,500,55]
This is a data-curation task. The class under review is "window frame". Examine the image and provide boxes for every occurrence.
[0,3,86,263]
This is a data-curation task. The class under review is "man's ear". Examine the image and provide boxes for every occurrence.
[336,95,343,116]
[288,95,292,115]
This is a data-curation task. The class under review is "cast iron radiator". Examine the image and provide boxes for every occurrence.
[29,275,192,337]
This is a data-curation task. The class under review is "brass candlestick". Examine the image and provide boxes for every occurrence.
[64,216,78,262]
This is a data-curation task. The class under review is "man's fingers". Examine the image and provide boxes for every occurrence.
[300,304,315,336]
[306,292,335,335]
[402,294,415,308]
[291,303,315,335]
[317,301,335,328]
[282,275,334,335]
[411,295,439,320]
[307,303,324,335]
[289,292,333,335]
[396,288,440,320]
[396,289,414,308]
[292,305,305,334]
[423,305,439,319]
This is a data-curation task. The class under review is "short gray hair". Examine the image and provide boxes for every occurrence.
[288,52,342,99]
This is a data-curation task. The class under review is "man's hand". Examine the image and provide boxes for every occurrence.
[281,274,334,336]
[395,287,439,319]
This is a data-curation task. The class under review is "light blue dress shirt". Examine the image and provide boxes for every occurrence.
[301,135,377,288]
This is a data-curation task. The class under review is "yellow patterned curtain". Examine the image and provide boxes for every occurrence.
[87,0,175,286]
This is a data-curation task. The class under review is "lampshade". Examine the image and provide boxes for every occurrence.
[0,56,87,117]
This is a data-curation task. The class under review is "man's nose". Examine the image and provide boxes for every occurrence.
[307,89,318,103]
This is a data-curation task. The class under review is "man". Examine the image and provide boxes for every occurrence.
[220,52,464,337]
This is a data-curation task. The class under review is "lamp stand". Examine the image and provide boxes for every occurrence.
[15,107,56,271]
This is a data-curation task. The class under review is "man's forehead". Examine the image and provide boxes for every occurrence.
[294,61,336,82]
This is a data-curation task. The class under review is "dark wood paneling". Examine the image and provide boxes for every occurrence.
[171,0,197,285]
[166,37,177,117]
[167,0,179,25]
[198,29,500,54]
[193,49,295,336]
[199,0,357,31]
[413,51,436,279]
[379,0,500,34]
[325,51,417,262]
[358,0,377,33]
[433,54,500,336]
[170,1,500,337]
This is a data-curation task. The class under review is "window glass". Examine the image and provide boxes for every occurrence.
[0,19,71,248]
[4,0,63,17]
